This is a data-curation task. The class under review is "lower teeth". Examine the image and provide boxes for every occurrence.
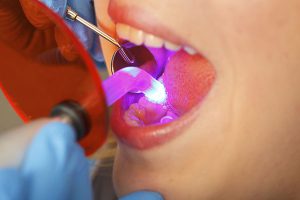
[123,96,178,127]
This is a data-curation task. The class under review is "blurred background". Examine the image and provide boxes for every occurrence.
[0,91,22,132]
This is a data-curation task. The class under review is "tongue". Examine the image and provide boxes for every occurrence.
[162,50,215,115]
[122,49,215,126]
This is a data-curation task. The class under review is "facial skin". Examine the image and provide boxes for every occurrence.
[94,0,300,199]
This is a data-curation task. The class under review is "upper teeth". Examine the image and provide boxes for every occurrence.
[116,23,197,55]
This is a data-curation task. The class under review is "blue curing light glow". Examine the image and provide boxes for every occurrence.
[143,79,167,104]
[103,66,167,106]
[122,67,167,104]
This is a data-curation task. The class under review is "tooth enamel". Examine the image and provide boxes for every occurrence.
[116,23,130,40]
[116,23,186,52]
[165,41,181,51]
[184,46,197,55]
[129,27,145,45]
[144,33,164,48]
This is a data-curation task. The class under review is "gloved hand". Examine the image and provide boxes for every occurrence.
[40,0,104,63]
[0,122,163,200]
[0,122,92,200]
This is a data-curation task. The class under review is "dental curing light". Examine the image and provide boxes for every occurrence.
[0,0,168,155]
[0,0,107,155]
[102,67,167,106]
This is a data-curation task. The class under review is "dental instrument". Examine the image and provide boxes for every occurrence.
[65,7,166,104]
[0,0,167,156]
[66,6,135,68]
[0,66,167,166]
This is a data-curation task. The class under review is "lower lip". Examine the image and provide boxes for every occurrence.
[111,100,199,149]
[111,51,216,150]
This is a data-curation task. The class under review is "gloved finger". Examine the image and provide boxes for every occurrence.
[119,191,164,200]
[19,0,53,29]
[21,122,92,200]
[0,169,24,200]
[69,147,93,200]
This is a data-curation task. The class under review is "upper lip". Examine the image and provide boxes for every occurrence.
[108,0,187,46]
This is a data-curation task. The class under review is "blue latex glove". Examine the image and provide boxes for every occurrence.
[0,122,163,200]
[41,0,104,63]
[0,122,92,200]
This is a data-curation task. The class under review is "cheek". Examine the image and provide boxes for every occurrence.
[210,0,295,50]
[99,39,117,75]
[94,0,118,74]
[94,0,115,32]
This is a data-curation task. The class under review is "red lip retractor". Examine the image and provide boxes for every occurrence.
[0,0,108,155]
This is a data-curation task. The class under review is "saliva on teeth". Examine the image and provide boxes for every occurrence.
[102,67,167,106]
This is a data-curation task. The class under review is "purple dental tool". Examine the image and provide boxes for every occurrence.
[102,67,167,106]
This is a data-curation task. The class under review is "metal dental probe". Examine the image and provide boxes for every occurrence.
[66,6,135,65]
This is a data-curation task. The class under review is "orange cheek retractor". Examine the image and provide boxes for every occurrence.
[0,0,108,155]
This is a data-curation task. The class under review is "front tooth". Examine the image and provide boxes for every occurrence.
[129,27,144,45]
[165,41,181,51]
[144,33,164,48]
[116,23,130,40]
[184,46,197,55]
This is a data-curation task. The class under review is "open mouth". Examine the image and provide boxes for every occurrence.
[109,22,216,150]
